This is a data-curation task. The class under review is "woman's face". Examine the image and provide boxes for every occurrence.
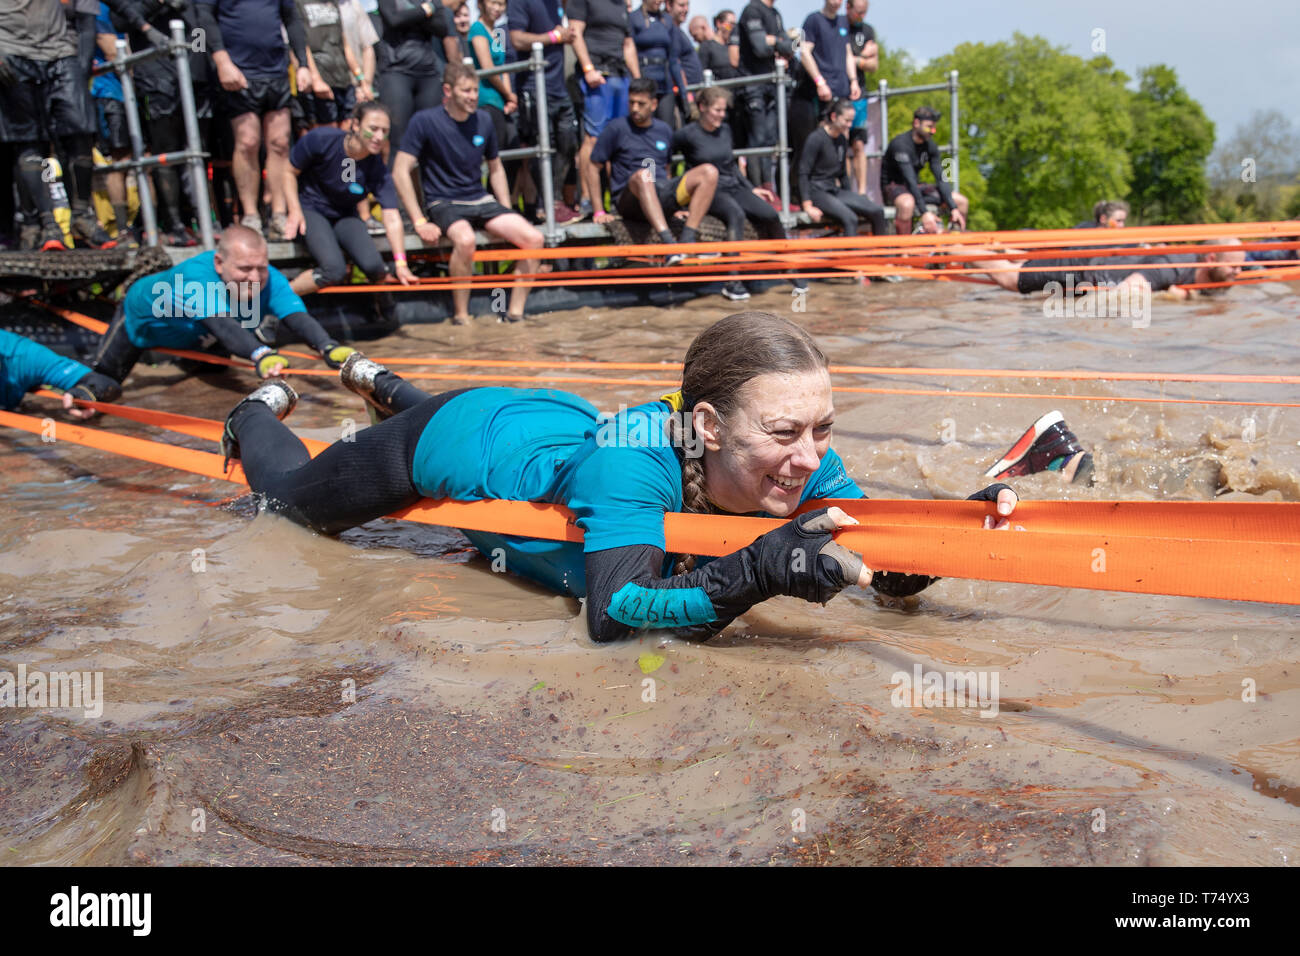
[356,111,390,155]
[482,0,504,22]
[700,97,727,131]
[698,369,835,517]
[454,3,471,33]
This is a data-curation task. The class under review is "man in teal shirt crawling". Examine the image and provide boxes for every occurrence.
[0,329,121,418]
[91,224,357,386]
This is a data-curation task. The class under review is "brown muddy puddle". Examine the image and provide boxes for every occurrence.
[2,276,1299,866]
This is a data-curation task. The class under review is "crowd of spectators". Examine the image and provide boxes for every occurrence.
[1,0,971,280]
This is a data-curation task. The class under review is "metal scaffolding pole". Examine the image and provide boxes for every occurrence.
[114,38,158,247]
[171,20,214,249]
[531,42,558,246]
[948,70,960,195]
[775,58,790,226]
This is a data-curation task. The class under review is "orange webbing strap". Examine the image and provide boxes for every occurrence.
[3,406,1298,605]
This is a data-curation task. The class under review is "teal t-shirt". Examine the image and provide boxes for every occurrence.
[0,329,90,410]
[122,251,307,349]
[411,388,864,597]
[468,20,507,112]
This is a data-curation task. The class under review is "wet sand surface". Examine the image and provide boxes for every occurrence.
[2,276,1299,866]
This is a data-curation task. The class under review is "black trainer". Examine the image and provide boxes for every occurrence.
[985,411,1094,483]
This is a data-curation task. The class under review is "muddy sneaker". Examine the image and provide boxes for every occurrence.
[220,379,298,469]
[721,280,750,301]
[19,222,40,250]
[266,212,288,240]
[71,213,117,249]
[365,217,385,236]
[340,352,393,423]
[241,212,263,235]
[38,221,69,251]
[163,224,199,247]
[984,410,1093,483]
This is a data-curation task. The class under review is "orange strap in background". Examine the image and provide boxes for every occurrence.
[3,406,1297,606]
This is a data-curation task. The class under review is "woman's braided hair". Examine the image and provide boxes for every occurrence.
[666,311,829,575]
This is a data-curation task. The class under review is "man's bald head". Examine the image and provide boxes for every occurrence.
[689,14,710,42]
[218,223,268,259]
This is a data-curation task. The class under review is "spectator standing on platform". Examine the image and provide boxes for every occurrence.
[629,0,681,128]
[469,0,520,188]
[374,0,454,154]
[735,0,793,190]
[846,0,876,195]
[789,0,857,202]
[585,77,717,261]
[799,98,886,236]
[391,62,543,323]
[105,0,205,246]
[508,0,581,223]
[338,0,379,105]
[452,1,473,58]
[569,0,639,221]
[91,4,133,246]
[692,14,736,80]
[667,0,700,122]
[295,0,367,128]
[881,105,967,234]
[198,0,314,239]
[0,0,118,250]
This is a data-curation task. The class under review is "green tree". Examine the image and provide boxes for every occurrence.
[1127,65,1214,223]
[1207,110,1300,222]
[915,34,1134,230]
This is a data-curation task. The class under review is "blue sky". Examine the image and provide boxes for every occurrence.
[686,0,1299,147]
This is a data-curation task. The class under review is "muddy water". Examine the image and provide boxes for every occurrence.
[2,276,1299,866]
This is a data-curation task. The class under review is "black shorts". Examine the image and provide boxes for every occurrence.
[614,175,685,222]
[95,98,130,152]
[425,197,515,233]
[301,85,357,125]
[849,126,869,146]
[222,73,292,118]
[0,55,95,142]
[883,181,945,207]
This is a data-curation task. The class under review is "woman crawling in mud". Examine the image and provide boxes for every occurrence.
[219,311,1019,642]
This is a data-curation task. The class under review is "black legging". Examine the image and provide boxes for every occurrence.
[809,185,887,237]
[231,377,469,534]
[146,110,187,230]
[302,209,389,286]
[786,91,820,201]
[378,71,443,159]
[707,184,786,242]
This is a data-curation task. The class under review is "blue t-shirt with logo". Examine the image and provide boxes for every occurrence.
[122,251,306,349]
[0,330,90,411]
[398,105,498,203]
[800,9,852,98]
[591,116,673,194]
[410,388,863,596]
[290,127,398,220]
[506,0,567,100]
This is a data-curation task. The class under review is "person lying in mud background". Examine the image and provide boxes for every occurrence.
[217,311,1020,643]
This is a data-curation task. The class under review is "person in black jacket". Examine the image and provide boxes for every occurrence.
[798,98,885,236]
[880,105,968,234]
[372,0,454,155]
[735,0,793,189]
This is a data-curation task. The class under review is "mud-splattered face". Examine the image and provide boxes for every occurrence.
[697,369,835,516]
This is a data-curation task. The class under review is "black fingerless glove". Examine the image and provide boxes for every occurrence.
[701,507,864,620]
[70,371,122,405]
